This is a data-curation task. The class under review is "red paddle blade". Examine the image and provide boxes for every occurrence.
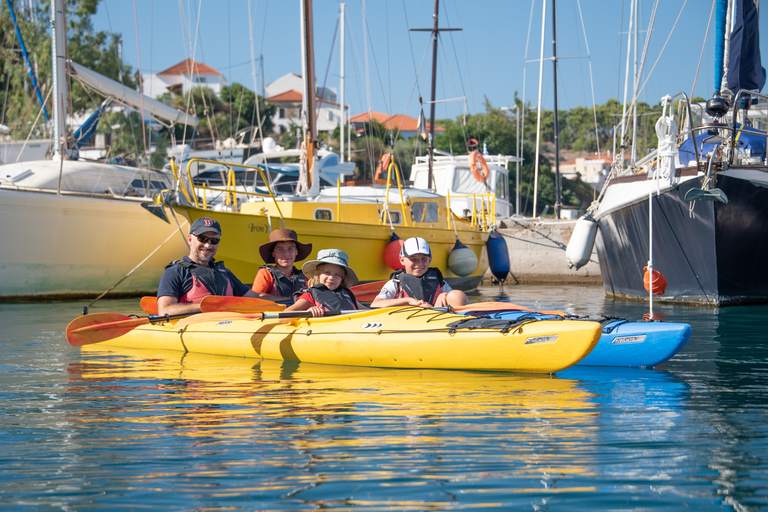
[349,280,387,301]
[140,296,158,315]
[199,295,286,313]
[65,313,147,346]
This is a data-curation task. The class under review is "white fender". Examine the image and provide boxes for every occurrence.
[566,216,598,270]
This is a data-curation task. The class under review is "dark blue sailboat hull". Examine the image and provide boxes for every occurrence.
[595,169,768,305]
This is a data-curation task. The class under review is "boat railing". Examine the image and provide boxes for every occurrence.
[414,154,519,168]
[169,157,495,232]
[678,90,768,167]
[727,90,768,165]
[383,159,496,231]
[168,157,285,219]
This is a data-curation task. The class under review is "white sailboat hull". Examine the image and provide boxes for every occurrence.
[0,187,188,299]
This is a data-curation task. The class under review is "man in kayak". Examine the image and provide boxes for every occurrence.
[251,228,313,302]
[157,217,257,316]
[370,237,468,309]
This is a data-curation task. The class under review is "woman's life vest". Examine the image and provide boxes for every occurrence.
[261,265,307,298]
[306,284,359,312]
[390,268,444,304]
[170,259,235,303]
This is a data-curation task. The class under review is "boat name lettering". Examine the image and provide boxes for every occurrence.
[612,335,646,344]
[524,335,557,345]
[361,322,383,330]
[215,320,234,326]
[248,223,267,233]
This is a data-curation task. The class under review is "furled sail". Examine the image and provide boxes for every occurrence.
[727,0,766,94]
[67,60,199,129]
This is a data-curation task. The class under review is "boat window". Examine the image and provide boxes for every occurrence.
[130,179,168,193]
[314,208,333,221]
[452,167,491,194]
[413,169,447,191]
[380,209,402,225]
[494,171,508,199]
[411,202,439,223]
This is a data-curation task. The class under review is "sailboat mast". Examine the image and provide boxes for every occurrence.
[51,0,67,159]
[631,0,639,164]
[300,0,317,192]
[552,0,561,219]
[427,0,439,189]
[410,1,460,189]
[340,2,345,163]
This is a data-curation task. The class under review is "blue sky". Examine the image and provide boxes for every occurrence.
[92,0,768,123]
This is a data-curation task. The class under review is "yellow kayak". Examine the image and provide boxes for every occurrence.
[88,306,601,373]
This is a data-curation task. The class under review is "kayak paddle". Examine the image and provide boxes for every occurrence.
[199,295,287,313]
[65,312,188,346]
[140,296,158,315]
[137,295,287,315]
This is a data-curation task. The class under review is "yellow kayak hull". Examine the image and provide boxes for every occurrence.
[95,307,601,373]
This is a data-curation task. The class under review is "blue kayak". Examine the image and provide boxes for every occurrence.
[458,305,691,368]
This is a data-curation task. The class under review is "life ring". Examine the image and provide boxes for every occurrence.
[469,150,489,183]
[374,154,391,181]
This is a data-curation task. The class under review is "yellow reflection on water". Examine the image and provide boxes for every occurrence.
[69,346,601,503]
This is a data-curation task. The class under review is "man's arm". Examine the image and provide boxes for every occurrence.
[157,295,202,316]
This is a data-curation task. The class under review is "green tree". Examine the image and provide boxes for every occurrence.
[0,0,137,139]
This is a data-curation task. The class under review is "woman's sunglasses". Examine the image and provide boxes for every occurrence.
[196,234,220,245]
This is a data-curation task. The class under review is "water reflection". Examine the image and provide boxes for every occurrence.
[5,289,768,509]
[62,347,608,507]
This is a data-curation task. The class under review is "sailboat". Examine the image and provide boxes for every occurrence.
[568,0,768,306]
[0,0,197,299]
[164,0,495,288]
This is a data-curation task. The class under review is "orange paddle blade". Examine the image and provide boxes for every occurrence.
[349,280,387,301]
[66,313,149,346]
[199,295,286,313]
[140,296,158,315]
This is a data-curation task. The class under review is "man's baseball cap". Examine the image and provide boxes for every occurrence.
[190,217,222,236]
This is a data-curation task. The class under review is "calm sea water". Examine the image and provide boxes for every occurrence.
[2,284,768,511]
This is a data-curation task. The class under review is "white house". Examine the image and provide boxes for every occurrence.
[559,153,613,191]
[142,58,226,99]
[265,73,343,135]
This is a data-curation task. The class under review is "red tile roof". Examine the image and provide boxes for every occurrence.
[157,58,222,76]
[349,111,443,132]
[266,90,303,102]
[266,90,342,107]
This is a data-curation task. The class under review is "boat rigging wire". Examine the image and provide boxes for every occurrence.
[87,219,189,308]
[691,0,716,101]
[132,0,149,164]
[635,0,688,101]
[15,86,52,164]
[574,0,601,156]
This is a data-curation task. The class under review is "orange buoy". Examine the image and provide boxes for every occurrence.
[383,232,405,270]
[469,150,489,183]
[643,266,667,295]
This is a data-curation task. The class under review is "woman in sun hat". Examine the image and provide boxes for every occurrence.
[251,228,313,301]
[284,248,366,317]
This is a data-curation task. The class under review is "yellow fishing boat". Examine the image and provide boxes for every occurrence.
[68,306,602,373]
[167,170,495,288]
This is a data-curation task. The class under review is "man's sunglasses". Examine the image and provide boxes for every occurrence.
[196,234,220,245]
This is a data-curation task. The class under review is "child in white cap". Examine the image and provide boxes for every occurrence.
[371,237,469,309]
[285,248,366,317]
